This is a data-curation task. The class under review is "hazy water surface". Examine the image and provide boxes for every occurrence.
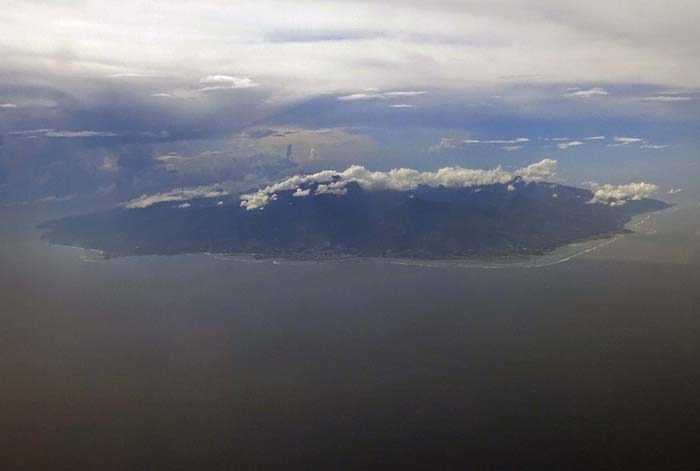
[2,204,700,469]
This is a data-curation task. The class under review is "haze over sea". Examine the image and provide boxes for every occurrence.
[2,196,699,469]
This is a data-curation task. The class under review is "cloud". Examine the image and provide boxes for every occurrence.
[125,184,229,208]
[388,104,416,108]
[151,93,173,97]
[177,202,191,208]
[244,128,297,139]
[584,136,606,140]
[608,136,645,146]
[642,95,694,102]
[3,1,700,97]
[667,188,683,194]
[428,137,459,152]
[564,87,609,98]
[7,128,55,136]
[338,90,426,101]
[429,136,530,152]
[240,158,558,210]
[0,103,18,108]
[337,93,376,101]
[463,137,529,144]
[383,91,427,97]
[589,182,658,205]
[198,75,259,91]
[557,140,583,149]
[108,73,158,78]
[517,158,558,182]
[34,194,77,204]
[316,181,350,196]
[98,156,120,175]
[154,153,187,163]
[44,130,118,138]
[7,129,118,138]
[264,29,387,43]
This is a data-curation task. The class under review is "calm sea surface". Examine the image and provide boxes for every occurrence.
[2,203,699,469]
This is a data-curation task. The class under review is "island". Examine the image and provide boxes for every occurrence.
[39,178,669,259]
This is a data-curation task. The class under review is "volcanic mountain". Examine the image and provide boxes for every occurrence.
[39,177,669,259]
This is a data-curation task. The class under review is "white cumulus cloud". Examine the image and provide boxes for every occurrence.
[240,158,558,210]
[589,182,658,205]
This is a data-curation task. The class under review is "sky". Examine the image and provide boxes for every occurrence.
[0,0,698,205]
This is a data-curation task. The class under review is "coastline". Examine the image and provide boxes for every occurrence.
[48,207,668,269]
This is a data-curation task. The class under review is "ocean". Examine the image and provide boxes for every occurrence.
[2,202,699,469]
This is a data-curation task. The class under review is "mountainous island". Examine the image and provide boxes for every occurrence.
[39,173,669,259]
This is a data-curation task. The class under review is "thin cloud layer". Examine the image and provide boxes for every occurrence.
[564,87,609,98]
[642,95,694,102]
[338,90,426,101]
[429,137,530,152]
[6,129,118,138]
[198,75,259,91]
[44,131,118,138]
[5,1,700,90]
[126,184,229,208]
[463,138,530,144]
[557,141,583,149]
[609,137,645,146]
